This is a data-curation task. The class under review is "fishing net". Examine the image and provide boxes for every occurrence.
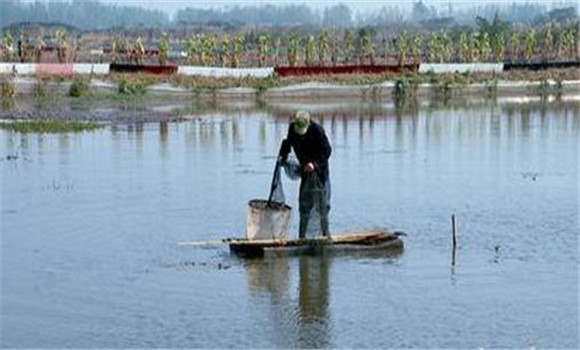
[270,158,330,238]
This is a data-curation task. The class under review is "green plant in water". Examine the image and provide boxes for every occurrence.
[0,120,104,133]
[436,76,454,102]
[69,75,90,98]
[33,76,49,98]
[1,76,16,110]
[484,78,498,99]
[117,76,149,96]
[537,79,551,100]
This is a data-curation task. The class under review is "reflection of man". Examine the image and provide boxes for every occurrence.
[279,111,332,238]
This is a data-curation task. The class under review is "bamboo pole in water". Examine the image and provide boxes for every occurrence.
[451,214,457,266]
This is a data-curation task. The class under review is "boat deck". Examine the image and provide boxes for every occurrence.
[226,229,404,258]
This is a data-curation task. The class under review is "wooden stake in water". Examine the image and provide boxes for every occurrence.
[451,214,457,266]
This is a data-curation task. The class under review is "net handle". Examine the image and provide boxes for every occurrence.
[266,159,281,206]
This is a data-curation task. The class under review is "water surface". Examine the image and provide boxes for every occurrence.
[1,99,578,348]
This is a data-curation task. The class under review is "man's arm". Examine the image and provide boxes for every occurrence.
[278,123,294,162]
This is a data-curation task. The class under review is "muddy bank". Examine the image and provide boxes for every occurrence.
[0,107,188,124]
[8,78,580,101]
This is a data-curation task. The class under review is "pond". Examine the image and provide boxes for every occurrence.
[1,98,578,348]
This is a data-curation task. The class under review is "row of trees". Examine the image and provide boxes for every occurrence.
[2,23,578,66]
[2,0,578,31]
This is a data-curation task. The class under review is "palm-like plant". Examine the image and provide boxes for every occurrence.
[305,35,315,66]
[56,30,68,64]
[543,24,554,60]
[359,29,374,65]
[330,32,338,66]
[287,32,298,67]
[427,32,438,63]
[34,30,44,63]
[273,37,281,67]
[459,31,469,63]
[185,35,198,65]
[524,28,536,62]
[158,32,169,66]
[470,32,480,62]
[19,30,32,63]
[220,35,230,67]
[233,33,244,68]
[440,31,452,63]
[258,34,270,67]
[509,30,520,61]
[344,29,354,64]
[411,34,422,65]
[200,35,215,66]
[2,31,14,62]
[397,31,408,66]
[318,28,330,66]
[480,32,491,62]
[492,31,505,62]
[135,36,145,65]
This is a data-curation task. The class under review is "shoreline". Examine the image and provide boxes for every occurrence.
[6,75,580,100]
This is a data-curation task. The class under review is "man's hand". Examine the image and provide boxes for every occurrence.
[305,162,315,173]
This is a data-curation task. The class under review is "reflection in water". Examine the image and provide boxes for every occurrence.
[246,256,331,348]
[159,121,168,145]
[297,256,330,349]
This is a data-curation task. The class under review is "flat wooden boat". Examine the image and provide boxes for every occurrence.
[226,229,404,258]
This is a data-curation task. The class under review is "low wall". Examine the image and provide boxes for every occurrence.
[72,64,110,75]
[0,63,109,75]
[419,63,504,74]
[177,66,274,78]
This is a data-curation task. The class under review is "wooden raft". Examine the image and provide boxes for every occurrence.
[226,229,404,258]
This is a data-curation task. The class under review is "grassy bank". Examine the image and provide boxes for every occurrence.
[0,119,105,133]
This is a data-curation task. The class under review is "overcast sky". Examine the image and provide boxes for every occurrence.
[26,0,575,16]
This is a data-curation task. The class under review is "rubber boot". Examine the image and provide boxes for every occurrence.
[299,212,310,239]
[320,212,330,237]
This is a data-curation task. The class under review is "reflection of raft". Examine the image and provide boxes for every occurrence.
[227,229,404,258]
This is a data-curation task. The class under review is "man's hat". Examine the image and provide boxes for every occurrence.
[293,110,310,136]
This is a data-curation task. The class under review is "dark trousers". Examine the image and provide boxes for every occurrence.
[299,173,331,238]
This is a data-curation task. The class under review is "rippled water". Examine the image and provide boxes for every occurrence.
[1,99,578,348]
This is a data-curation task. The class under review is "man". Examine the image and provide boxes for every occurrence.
[279,110,332,238]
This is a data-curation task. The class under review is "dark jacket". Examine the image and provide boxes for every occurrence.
[279,121,332,182]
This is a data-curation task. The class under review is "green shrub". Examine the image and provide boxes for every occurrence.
[69,75,90,98]
[1,77,16,110]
